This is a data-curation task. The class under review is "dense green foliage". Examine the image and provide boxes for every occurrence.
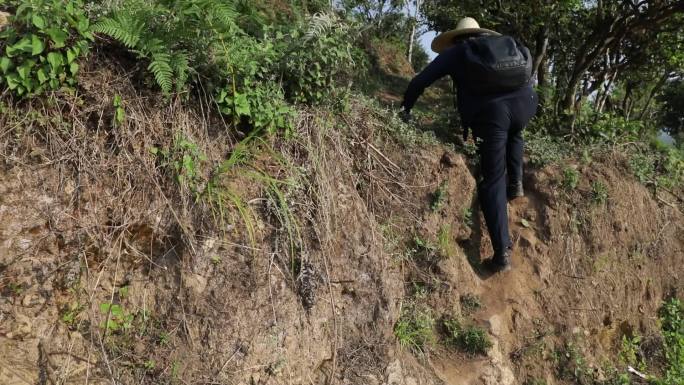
[90,0,359,132]
[628,143,684,190]
[338,0,429,71]
[0,0,93,96]
[659,79,684,140]
[279,13,359,103]
[656,298,684,385]
[92,0,208,93]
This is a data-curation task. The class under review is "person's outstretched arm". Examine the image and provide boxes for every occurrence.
[401,47,458,113]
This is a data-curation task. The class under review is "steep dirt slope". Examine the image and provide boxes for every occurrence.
[0,65,682,384]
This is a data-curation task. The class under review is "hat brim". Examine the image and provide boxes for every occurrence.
[431,28,501,54]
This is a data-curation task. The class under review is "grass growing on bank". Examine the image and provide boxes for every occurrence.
[442,317,492,356]
[395,301,436,355]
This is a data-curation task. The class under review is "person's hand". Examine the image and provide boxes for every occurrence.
[399,108,411,124]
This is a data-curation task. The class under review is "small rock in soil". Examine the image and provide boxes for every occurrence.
[21,292,45,308]
[59,260,81,290]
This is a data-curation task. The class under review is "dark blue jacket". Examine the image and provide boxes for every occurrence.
[401,42,533,127]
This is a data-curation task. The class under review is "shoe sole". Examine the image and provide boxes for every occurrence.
[507,193,524,201]
[483,260,512,273]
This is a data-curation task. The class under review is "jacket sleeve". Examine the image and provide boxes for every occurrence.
[401,48,456,111]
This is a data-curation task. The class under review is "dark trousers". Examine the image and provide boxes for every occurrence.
[470,89,538,255]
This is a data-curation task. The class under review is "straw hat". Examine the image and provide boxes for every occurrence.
[431,17,500,53]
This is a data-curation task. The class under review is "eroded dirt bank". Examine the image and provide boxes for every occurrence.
[0,71,682,385]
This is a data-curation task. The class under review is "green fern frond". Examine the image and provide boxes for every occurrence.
[148,51,173,93]
[93,15,144,48]
[171,52,191,92]
[214,3,238,27]
[196,0,238,28]
[304,13,338,42]
[143,37,167,56]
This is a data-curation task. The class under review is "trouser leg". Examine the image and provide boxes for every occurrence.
[507,90,539,186]
[506,128,524,185]
[472,105,511,255]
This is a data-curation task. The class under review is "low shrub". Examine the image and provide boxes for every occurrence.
[655,298,684,385]
[562,166,580,191]
[0,0,93,96]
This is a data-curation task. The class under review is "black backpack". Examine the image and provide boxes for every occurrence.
[462,35,532,95]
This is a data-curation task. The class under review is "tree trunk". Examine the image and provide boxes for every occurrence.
[562,73,581,114]
[596,69,619,113]
[537,56,549,113]
[622,82,634,118]
[532,26,549,79]
[406,0,420,68]
[407,23,416,65]
[638,71,670,121]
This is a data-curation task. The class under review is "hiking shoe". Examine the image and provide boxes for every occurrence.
[507,181,524,200]
[482,249,512,273]
[482,257,512,273]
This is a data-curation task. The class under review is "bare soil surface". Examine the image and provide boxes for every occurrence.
[0,66,682,385]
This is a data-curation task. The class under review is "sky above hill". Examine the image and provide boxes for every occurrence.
[419,30,438,61]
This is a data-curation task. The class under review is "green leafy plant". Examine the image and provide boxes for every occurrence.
[100,302,134,332]
[0,0,93,96]
[462,207,473,227]
[462,141,478,157]
[92,0,298,133]
[113,94,125,127]
[430,180,448,211]
[655,146,684,190]
[525,129,567,167]
[280,12,359,104]
[158,331,170,346]
[437,224,456,258]
[118,285,129,298]
[562,166,580,191]
[216,81,294,135]
[93,0,224,94]
[619,334,645,371]
[442,318,492,356]
[630,152,655,184]
[394,302,435,355]
[459,294,482,314]
[60,301,82,326]
[582,112,644,143]
[591,180,608,205]
[655,298,684,385]
[171,360,180,380]
[554,342,592,383]
[6,282,23,296]
[628,146,683,190]
[409,235,438,263]
[151,134,207,199]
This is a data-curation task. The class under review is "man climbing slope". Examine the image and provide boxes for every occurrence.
[400,17,538,273]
